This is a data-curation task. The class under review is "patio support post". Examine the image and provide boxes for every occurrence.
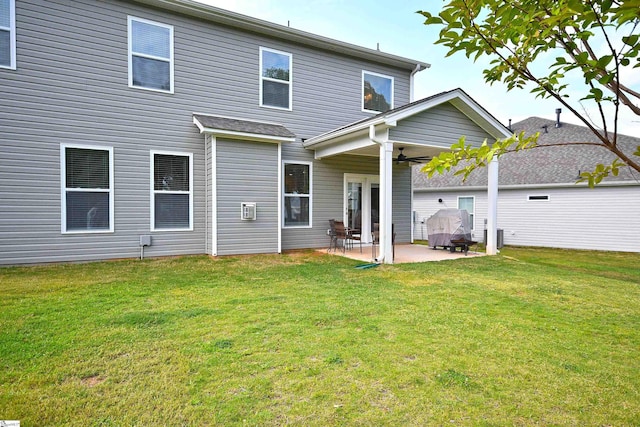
[379,140,394,264]
[486,155,499,255]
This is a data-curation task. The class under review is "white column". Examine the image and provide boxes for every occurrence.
[379,141,394,263]
[486,155,499,255]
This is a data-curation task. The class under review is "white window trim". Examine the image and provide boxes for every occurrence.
[528,195,550,201]
[150,150,193,232]
[0,0,16,70]
[259,46,292,111]
[60,143,114,234]
[457,195,475,230]
[362,70,394,113]
[282,160,312,229]
[128,16,174,94]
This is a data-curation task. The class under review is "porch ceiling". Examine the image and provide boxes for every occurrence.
[329,139,447,162]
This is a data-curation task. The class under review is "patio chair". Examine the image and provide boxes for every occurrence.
[333,220,350,253]
[348,227,362,253]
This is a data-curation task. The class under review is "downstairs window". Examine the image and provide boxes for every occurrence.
[61,144,114,233]
[151,151,193,230]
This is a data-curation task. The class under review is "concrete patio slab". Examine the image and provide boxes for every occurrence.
[323,243,485,263]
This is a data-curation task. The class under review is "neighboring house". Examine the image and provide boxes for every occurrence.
[413,116,640,252]
[0,0,510,265]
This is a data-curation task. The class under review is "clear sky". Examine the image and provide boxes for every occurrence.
[196,0,640,137]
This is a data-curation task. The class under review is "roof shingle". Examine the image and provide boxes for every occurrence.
[414,116,640,188]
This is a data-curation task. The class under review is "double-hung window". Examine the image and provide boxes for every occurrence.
[61,144,114,233]
[260,47,292,110]
[0,0,16,69]
[283,162,311,227]
[151,151,192,231]
[458,196,475,230]
[128,16,174,92]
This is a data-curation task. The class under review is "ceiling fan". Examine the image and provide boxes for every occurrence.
[393,147,431,164]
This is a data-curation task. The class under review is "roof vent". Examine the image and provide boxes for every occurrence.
[555,108,562,128]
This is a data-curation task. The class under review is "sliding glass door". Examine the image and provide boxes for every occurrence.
[344,174,379,243]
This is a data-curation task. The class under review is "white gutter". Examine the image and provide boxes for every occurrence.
[410,63,429,102]
[413,180,640,192]
[134,0,429,71]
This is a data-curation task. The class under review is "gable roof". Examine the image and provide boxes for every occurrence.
[132,0,429,72]
[303,88,512,152]
[414,116,640,189]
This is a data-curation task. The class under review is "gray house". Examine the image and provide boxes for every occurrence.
[0,0,510,265]
[413,116,640,252]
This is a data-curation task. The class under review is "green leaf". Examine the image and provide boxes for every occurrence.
[596,55,614,68]
[598,74,613,85]
[622,34,640,47]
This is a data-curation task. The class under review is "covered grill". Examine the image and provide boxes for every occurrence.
[427,209,474,252]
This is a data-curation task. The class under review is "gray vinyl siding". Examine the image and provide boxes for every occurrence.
[283,155,378,251]
[0,0,415,264]
[282,155,413,250]
[392,165,412,243]
[390,103,493,148]
[215,139,278,255]
[414,185,640,252]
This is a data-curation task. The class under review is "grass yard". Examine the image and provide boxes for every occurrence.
[1,247,639,426]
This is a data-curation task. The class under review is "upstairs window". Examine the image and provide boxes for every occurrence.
[61,144,114,233]
[362,71,393,113]
[0,0,16,69]
[128,16,174,93]
[283,162,311,227]
[260,47,292,110]
[151,151,192,231]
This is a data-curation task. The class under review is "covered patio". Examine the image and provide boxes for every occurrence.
[304,88,512,263]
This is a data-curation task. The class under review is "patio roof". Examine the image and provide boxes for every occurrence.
[302,88,512,160]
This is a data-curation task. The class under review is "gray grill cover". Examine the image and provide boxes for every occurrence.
[427,209,472,247]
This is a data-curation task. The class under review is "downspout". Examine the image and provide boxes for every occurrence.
[204,135,209,254]
[410,63,428,102]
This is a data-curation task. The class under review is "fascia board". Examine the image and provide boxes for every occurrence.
[448,91,512,139]
[414,180,640,192]
[193,118,295,144]
[313,134,378,159]
[303,119,389,148]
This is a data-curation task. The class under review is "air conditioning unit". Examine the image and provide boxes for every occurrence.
[241,202,257,221]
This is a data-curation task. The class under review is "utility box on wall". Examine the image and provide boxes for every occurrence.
[241,202,257,221]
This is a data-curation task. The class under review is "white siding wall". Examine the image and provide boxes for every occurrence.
[414,185,640,252]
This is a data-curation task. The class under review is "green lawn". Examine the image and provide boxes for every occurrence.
[1,247,639,426]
